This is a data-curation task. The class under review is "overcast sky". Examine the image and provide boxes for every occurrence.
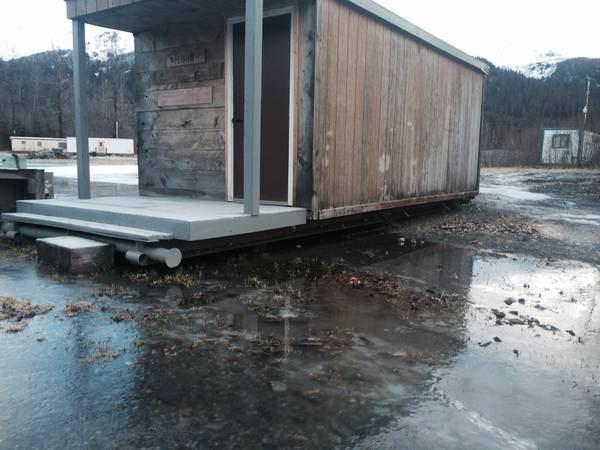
[0,0,599,66]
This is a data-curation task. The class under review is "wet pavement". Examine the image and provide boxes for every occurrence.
[0,167,599,449]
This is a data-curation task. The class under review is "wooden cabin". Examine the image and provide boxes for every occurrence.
[1,0,487,270]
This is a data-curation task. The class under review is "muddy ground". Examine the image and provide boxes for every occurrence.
[0,167,599,449]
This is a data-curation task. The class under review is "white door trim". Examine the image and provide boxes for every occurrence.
[225,6,297,206]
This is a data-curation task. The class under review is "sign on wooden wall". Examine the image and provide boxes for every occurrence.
[157,87,213,107]
[167,50,206,68]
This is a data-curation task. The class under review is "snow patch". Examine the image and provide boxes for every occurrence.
[513,51,566,79]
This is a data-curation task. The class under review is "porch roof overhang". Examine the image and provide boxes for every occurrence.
[65,0,488,74]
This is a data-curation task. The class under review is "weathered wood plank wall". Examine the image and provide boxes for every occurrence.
[135,22,227,198]
[313,0,484,218]
[133,0,315,200]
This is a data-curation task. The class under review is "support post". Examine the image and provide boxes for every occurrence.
[243,0,263,216]
[72,19,91,199]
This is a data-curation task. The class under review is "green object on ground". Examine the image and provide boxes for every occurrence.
[1,154,27,169]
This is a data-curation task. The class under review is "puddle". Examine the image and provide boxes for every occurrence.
[479,185,551,202]
[0,234,598,449]
[561,214,600,227]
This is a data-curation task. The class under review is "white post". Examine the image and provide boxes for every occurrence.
[73,19,91,199]
[243,0,263,216]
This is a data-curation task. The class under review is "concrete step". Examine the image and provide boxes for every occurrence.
[16,200,190,239]
[2,212,173,243]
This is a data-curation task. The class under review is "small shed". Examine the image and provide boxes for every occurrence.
[541,128,600,166]
[2,0,487,268]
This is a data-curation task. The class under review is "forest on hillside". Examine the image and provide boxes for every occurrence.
[482,58,600,164]
[0,36,598,164]
[0,33,135,148]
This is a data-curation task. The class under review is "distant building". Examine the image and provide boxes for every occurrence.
[11,136,135,156]
[66,138,135,156]
[541,129,600,166]
[10,137,67,153]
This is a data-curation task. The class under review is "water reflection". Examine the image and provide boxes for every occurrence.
[0,236,599,449]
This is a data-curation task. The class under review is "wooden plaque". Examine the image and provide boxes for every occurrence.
[167,50,206,68]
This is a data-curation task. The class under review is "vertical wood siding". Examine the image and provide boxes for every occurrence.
[313,0,484,217]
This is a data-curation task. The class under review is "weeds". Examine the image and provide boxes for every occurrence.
[65,301,93,316]
[254,333,283,354]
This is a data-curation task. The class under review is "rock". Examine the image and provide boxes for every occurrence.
[504,299,516,306]
[492,309,506,319]
[518,298,526,304]
[508,318,526,326]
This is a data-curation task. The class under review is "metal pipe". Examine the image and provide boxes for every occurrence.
[10,224,183,268]
[125,250,150,266]
[8,225,63,240]
[142,247,183,269]
[1,222,15,233]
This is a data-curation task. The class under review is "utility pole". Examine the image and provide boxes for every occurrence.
[578,77,592,167]
[583,77,591,130]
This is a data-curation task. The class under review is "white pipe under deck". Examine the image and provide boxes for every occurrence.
[243,0,264,216]
[72,19,91,199]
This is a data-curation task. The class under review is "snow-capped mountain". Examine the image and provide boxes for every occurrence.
[513,51,567,79]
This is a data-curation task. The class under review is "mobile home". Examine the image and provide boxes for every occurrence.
[541,128,600,166]
[2,0,487,269]
[10,137,67,153]
[66,137,135,155]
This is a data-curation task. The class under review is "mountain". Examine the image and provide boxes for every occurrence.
[513,51,566,79]
[481,56,600,162]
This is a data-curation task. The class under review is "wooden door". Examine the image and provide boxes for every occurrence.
[232,14,292,203]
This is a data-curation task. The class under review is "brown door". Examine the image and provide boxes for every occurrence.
[233,14,291,203]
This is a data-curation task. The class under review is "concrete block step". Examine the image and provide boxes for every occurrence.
[37,236,115,274]
[2,212,173,243]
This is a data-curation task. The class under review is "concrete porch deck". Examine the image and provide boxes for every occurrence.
[2,196,307,243]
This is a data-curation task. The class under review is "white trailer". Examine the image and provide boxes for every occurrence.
[66,137,135,156]
[541,129,600,166]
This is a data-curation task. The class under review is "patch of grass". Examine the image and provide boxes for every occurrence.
[4,322,27,333]
[85,344,122,364]
[245,277,269,289]
[91,284,137,298]
[149,268,202,288]
[1,296,54,321]
[254,333,283,354]
[65,301,93,316]
[177,292,216,308]
[110,309,135,323]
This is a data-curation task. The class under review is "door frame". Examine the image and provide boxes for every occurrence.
[225,6,297,206]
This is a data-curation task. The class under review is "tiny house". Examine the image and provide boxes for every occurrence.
[541,128,600,166]
[2,0,487,269]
